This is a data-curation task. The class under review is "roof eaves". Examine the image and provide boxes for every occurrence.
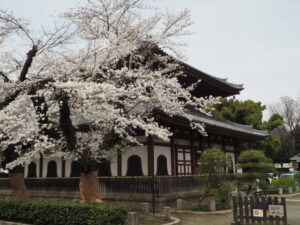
[187,111,269,137]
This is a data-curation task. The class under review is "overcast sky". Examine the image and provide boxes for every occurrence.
[1,0,300,118]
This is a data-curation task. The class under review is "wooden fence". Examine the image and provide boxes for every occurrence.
[232,196,288,225]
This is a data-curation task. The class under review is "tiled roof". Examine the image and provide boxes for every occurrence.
[153,46,244,91]
[128,101,268,138]
[179,60,244,90]
[187,111,269,137]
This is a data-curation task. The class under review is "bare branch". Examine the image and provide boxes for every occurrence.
[0,10,35,45]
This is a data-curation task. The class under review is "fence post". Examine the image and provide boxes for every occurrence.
[142,203,150,213]
[288,187,293,194]
[278,188,283,195]
[228,198,233,209]
[127,212,138,225]
[164,207,171,220]
[177,199,183,210]
[209,199,216,212]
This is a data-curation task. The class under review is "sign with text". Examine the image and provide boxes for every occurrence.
[253,209,264,218]
[268,205,284,217]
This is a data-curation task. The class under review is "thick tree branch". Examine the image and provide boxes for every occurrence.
[0,71,10,82]
[19,45,38,82]
[0,90,21,110]
[55,91,77,151]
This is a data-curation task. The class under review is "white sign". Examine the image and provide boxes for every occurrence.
[268,205,284,217]
[253,209,264,218]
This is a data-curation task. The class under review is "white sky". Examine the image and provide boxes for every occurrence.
[1,0,300,118]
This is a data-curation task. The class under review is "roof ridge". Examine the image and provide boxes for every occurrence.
[153,46,244,90]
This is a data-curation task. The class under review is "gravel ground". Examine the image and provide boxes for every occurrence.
[173,198,300,225]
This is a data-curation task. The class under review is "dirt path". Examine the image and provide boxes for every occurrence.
[173,212,232,225]
[173,200,300,225]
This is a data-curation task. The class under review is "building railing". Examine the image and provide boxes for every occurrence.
[1,176,203,195]
[0,175,234,196]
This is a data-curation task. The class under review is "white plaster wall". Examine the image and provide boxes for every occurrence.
[136,136,147,142]
[154,146,171,176]
[122,146,148,176]
[174,138,190,146]
[24,159,40,178]
[193,141,200,148]
[65,159,72,177]
[42,157,62,178]
[225,145,234,151]
[110,154,118,176]
[211,144,223,150]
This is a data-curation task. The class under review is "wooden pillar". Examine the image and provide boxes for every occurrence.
[147,136,154,176]
[117,150,122,176]
[207,135,211,148]
[62,158,66,177]
[39,155,43,178]
[222,136,226,151]
[170,137,176,175]
[191,139,196,174]
[233,140,239,174]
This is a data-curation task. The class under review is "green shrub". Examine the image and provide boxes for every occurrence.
[0,199,127,225]
[191,205,210,212]
[268,178,295,193]
[294,172,300,183]
[213,182,233,204]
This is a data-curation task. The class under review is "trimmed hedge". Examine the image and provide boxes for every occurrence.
[0,199,127,225]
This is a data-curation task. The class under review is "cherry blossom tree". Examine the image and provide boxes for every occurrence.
[0,9,74,199]
[0,0,219,203]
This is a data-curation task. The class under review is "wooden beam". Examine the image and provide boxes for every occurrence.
[191,139,196,174]
[170,137,176,175]
[61,158,65,177]
[39,155,43,178]
[117,150,122,176]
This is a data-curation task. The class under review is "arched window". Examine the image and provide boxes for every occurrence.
[70,161,81,177]
[156,155,169,176]
[98,160,112,177]
[46,160,57,177]
[27,162,37,178]
[126,155,143,176]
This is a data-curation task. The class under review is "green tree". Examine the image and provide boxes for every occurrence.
[213,98,266,129]
[213,98,283,161]
[198,148,228,201]
[237,150,274,195]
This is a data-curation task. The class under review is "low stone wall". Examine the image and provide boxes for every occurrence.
[0,188,203,211]
[0,221,30,225]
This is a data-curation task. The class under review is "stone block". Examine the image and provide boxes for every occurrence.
[176,199,183,210]
[142,203,150,213]
[209,199,216,212]
[127,212,138,225]
[163,206,171,220]
[278,188,283,195]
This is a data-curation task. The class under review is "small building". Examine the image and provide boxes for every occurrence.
[290,153,300,171]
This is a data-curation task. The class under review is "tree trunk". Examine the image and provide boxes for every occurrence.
[9,171,29,200]
[4,147,29,200]
[79,170,102,203]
